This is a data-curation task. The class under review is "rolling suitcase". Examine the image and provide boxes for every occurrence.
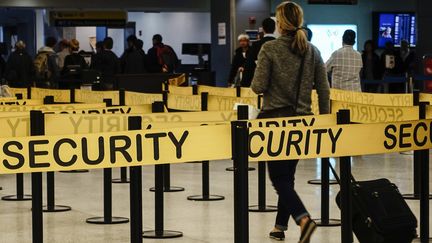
[331,166,417,243]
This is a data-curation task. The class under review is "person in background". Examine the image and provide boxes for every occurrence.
[228,34,250,86]
[361,40,381,92]
[251,1,329,242]
[121,35,146,74]
[57,39,70,70]
[326,29,362,91]
[62,39,87,78]
[90,41,104,69]
[93,37,120,90]
[147,34,179,73]
[399,40,416,76]
[4,41,33,88]
[34,36,60,88]
[380,41,403,93]
[242,18,276,87]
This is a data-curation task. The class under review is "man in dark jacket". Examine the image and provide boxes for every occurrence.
[5,41,33,88]
[228,34,250,86]
[242,18,276,87]
[92,37,120,90]
[121,35,146,74]
[147,34,179,73]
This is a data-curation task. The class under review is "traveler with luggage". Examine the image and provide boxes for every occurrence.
[147,34,179,73]
[251,1,330,242]
[34,37,60,88]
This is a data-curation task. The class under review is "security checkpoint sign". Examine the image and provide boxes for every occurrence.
[249,119,432,161]
[331,100,419,123]
[330,88,413,106]
[0,124,232,174]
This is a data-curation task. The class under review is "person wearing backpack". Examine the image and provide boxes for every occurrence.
[5,41,34,88]
[147,34,179,73]
[34,37,60,88]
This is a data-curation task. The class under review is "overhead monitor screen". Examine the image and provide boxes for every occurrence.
[375,12,416,48]
[307,24,358,62]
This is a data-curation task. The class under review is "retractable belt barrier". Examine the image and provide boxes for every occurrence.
[0,99,43,106]
[0,117,431,174]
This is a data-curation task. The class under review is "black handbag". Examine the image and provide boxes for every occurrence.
[257,55,306,119]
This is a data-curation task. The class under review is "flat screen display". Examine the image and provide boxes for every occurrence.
[307,24,358,62]
[375,12,416,48]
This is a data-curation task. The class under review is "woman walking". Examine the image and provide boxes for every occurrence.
[251,1,330,242]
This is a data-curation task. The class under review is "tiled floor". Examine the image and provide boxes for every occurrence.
[0,152,430,243]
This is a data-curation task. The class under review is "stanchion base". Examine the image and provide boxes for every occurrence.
[59,170,89,173]
[1,194,32,201]
[149,186,185,192]
[187,195,225,201]
[313,219,341,227]
[42,205,72,213]
[111,178,130,184]
[86,216,129,225]
[402,193,432,200]
[307,179,338,185]
[142,230,183,239]
[225,167,256,172]
[248,205,278,212]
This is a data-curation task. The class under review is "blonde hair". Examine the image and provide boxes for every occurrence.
[276,1,308,56]
[238,34,250,41]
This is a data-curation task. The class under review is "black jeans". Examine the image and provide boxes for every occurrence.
[258,107,310,231]
[268,160,309,231]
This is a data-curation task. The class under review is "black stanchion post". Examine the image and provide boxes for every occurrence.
[337,110,353,243]
[16,93,23,99]
[59,88,88,174]
[27,86,32,99]
[236,86,241,97]
[187,92,225,201]
[192,85,198,95]
[70,88,75,103]
[232,116,249,243]
[113,89,130,184]
[41,97,71,212]
[30,111,44,243]
[87,97,129,224]
[128,116,143,243]
[149,91,185,193]
[419,102,430,242]
[249,94,276,213]
[143,102,183,239]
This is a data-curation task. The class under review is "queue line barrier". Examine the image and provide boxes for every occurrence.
[0,108,431,242]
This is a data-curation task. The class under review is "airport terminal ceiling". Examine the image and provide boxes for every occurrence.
[0,0,210,11]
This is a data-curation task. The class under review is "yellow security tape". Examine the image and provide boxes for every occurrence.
[198,85,237,97]
[124,91,163,105]
[31,88,71,103]
[249,119,432,161]
[167,93,201,111]
[75,89,120,105]
[0,124,231,174]
[168,85,194,96]
[248,114,337,128]
[331,100,419,123]
[207,95,258,111]
[420,93,432,104]
[43,111,236,135]
[0,97,17,101]
[0,103,106,112]
[330,88,413,106]
[0,99,43,106]
[240,88,258,98]
[8,88,28,98]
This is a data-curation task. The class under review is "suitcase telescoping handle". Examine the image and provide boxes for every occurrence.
[328,160,357,185]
